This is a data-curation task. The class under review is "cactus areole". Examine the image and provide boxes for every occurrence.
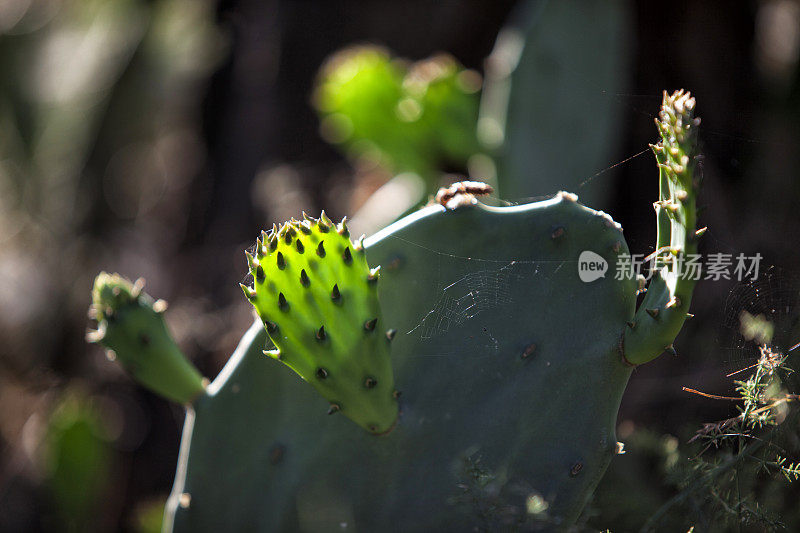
[89,91,701,531]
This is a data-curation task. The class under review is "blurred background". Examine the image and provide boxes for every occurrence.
[1,0,800,531]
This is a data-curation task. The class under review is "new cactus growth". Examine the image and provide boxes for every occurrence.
[87,272,205,404]
[314,46,481,189]
[241,214,399,434]
[623,90,700,365]
[88,90,701,531]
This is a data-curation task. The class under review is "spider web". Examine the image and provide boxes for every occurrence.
[406,260,530,341]
[719,265,800,373]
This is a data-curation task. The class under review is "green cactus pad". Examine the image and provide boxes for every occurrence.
[479,0,632,209]
[242,214,398,435]
[314,46,480,187]
[166,194,638,531]
[623,90,700,365]
[88,272,205,404]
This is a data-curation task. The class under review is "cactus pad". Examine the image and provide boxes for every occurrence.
[166,194,639,531]
[88,273,205,404]
[623,90,701,364]
[242,214,398,435]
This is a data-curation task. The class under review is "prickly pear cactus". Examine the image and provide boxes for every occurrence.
[241,214,398,434]
[88,91,701,531]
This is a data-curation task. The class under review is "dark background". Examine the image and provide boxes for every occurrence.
[1,0,799,530]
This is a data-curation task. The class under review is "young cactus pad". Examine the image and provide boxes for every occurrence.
[241,214,398,435]
[623,90,700,364]
[88,273,205,404]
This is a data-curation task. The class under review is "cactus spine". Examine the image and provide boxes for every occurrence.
[241,214,399,434]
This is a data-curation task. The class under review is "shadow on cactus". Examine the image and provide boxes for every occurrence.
[87,91,701,530]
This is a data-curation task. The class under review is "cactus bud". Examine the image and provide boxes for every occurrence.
[87,273,205,404]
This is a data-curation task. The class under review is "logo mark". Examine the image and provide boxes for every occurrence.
[578,251,608,283]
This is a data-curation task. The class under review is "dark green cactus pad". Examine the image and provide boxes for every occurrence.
[480,0,632,210]
[242,214,398,435]
[166,194,639,531]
